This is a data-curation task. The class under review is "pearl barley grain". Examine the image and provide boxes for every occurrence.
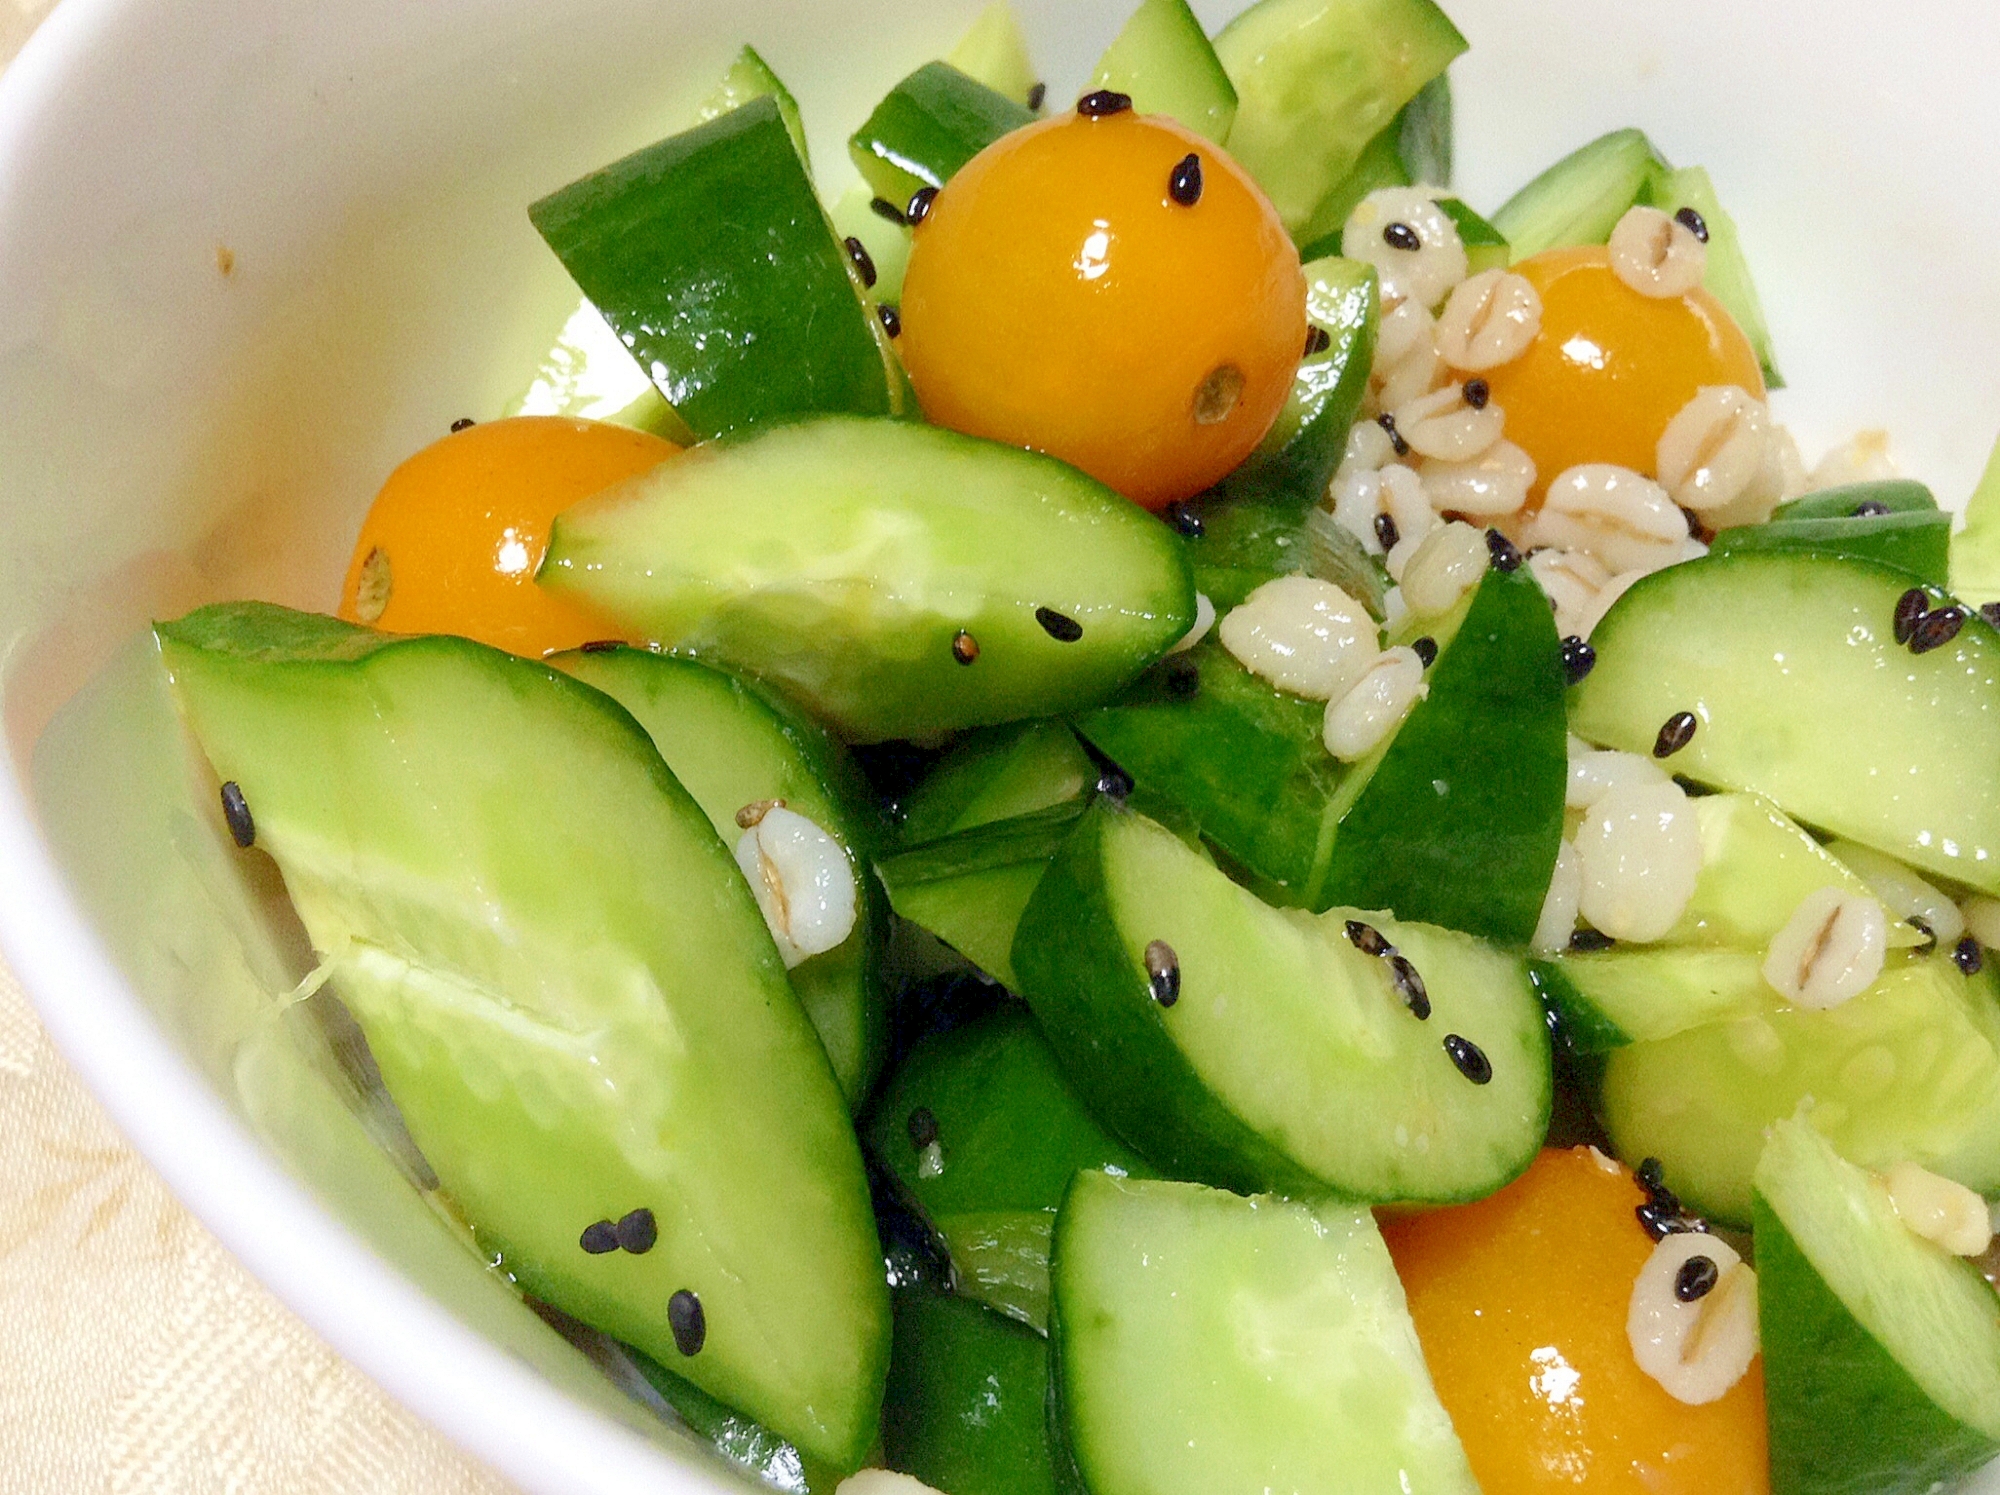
[1323,646,1429,761]
[1218,576,1380,700]
[1608,204,1709,299]
[1627,1232,1759,1405]
[1344,188,1468,310]
[1574,781,1702,942]
[1528,465,1688,575]
[1762,886,1887,1010]
[1435,268,1543,371]
[1399,522,1491,618]
[1656,386,1774,513]
[1420,438,1537,519]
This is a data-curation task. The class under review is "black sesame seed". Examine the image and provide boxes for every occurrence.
[579,1220,619,1255]
[1168,153,1203,206]
[877,303,902,338]
[1569,928,1616,953]
[449,416,477,433]
[1982,602,2000,631]
[1077,89,1133,117]
[1852,499,1891,518]
[1681,504,1707,540]
[1344,919,1392,957]
[869,196,908,225]
[1036,606,1084,642]
[1908,915,1938,954]
[952,630,979,665]
[1462,377,1490,410]
[1412,636,1438,668]
[1894,587,1930,645]
[1145,939,1181,1007]
[907,1106,939,1150]
[1096,765,1134,800]
[579,639,621,654]
[1486,528,1522,572]
[1957,936,1985,975]
[906,186,940,225]
[1443,1033,1492,1084]
[1560,635,1596,686]
[1383,221,1422,252]
[1164,655,1200,699]
[1304,325,1332,357]
[219,781,255,848]
[1388,955,1431,1020]
[1027,81,1047,111]
[615,1207,658,1255]
[1910,604,1967,655]
[1653,711,1698,758]
[1673,205,1710,243]
[1637,1157,1666,1192]
[1376,411,1410,456]
[1373,512,1400,552]
[1675,1253,1721,1302]
[843,235,878,288]
[668,1289,707,1356]
[1165,501,1205,538]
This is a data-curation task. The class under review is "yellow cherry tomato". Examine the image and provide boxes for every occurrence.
[338,415,678,658]
[1381,1147,1769,1495]
[899,106,1306,511]
[1473,247,1764,495]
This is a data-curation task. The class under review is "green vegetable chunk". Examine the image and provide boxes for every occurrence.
[631,1352,837,1495]
[155,603,888,1471]
[1755,1117,2000,1495]
[945,1,1041,109]
[1292,72,1454,252]
[1087,0,1238,144]
[1048,1172,1477,1495]
[849,61,1035,210]
[553,647,887,1106]
[1014,803,1550,1201]
[1952,433,2000,606]
[884,1292,1056,1495]
[1492,127,1670,261]
[542,416,1197,742]
[530,96,901,440]
[1710,508,1951,587]
[898,722,1095,847]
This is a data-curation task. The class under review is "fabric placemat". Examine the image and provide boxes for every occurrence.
[0,5,514,1490]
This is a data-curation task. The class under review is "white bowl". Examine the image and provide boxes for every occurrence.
[0,0,1995,1490]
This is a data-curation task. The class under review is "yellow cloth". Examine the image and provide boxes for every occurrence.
[0,10,509,1490]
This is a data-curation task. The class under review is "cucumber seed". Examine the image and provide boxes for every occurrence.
[1374,512,1400,551]
[843,236,878,288]
[952,630,979,665]
[1412,636,1438,667]
[1443,1033,1492,1084]
[877,303,902,338]
[1674,1253,1719,1301]
[1304,325,1332,357]
[869,197,907,225]
[905,186,939,225]
[1027,82,1047,111]
[579,1220,619,1255]
[1893,587,1929,645]
[1956,935,1985,975]
[1036,606,1084,642]
[1343,919,1392,957]
[1852,499,1890,517]
[1382,221,1422,252]
[220,781,256,848]
[1193,363,1245,424]
[1168,153,1203,206]
[1076,89,1133,117]
[1561,634,1597,685]
[450,416,476,432]
[615,1207,658,1255]
[1462,377,1490,410]
[1910,604,1966,655]
[1388,955,1431,1020]
[1144,939,1181,1007]
[668,1289,707,1356]
[1672,205,1710,243]
[1376,411,1410,456]
[1653,711,1698,758]
[1485,528,1522,572]
[907,1106,939,1150]
[1569,927,1615,953]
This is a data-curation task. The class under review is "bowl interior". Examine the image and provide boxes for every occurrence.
[1,0,1997,1490]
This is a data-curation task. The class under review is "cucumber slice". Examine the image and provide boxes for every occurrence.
[884,1292,1055,1495]
[531,97,902,440]
[1533,946,1767,1052]
[1014,803,1551,1201]
[1213,0,1467,235]
[1570,551,2000,896]
[1711,508,1951,586]
[1291,73,1453,253]
[899,721,1094,847]
[1600,954,2000,1224]
[1642,163,1782,387]
[1236,254,1379,503]
[552,647,887,1106]
[1182,491,1386,616]
[945,1,1040,110]
[1397,71,1453,186]
[1049,1171,1478,1495]
[864,1006,1150,1330]
[1492,127,1670,262]
[156,603,887,1470]
[1952,433,2000,606]
[503,299,689,438]
[631,1352,837,1495]
[1436,196,1509,274]
[1087,0,1238,144]
[698,44,811,169]
[1078,561,1565,942]
[1755,1116,2000,1495]
[1776,479,1938,521]
[848,61,1035,210]
[829,181,912,305]
[542,416,1197,742]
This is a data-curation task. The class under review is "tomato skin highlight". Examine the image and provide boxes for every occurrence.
[337,416,678,658]
[1381,1147,1769,1495]
[900,110,1306,511]
[1474,247,1764,497]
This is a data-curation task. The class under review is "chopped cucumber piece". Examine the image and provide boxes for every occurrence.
[1213,0,1467,235]
[1179,488,1386,615]
[1014,803,1551,1201]
[1397,71,1453,185]
[1570,551,2000,896]
[531,97,902,440]
[552,647,887,1106]
[945,1,1040,110]
[1953,432,2000,607]
[1492,127,1670,261]
[543,417,1196,742]
[1435,196,1509,274]
[1711,507,1951,587]
[899,722,1094,847]
[1049,1172,1478,1495]
[1237,254,1379,503]
[865,1006,1150,1330]
[503,299,690,439]
[1079,563,1565,942]
[1292,73,1452,252]
[1087,0,1238,144]
[1601,954,2000,1224]
[848,61,1035,211]
[1776,478,1938,521]
[698,44,811,169]
[156,603,888,1470]
[829,181,912,305]
[1533,946,1767,1053]
[884,1292,1056,1495]
[1642,163,1781,387]
[1756,1117,2000,1495]
[631,1352,836,1495]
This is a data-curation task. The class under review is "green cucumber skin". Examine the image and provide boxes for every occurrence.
[1571,551,2000,897]
[1953,435,2000,606]
[1178,484,1386,616]
[530,96,894,440]
[1528,960,1633,1055]
[156,603,887,1470]
[1775,479,1937,521]
[699,44,811,169]
[552,647,887,1106]
[542,417,1197,743]
[1710,509,1951,588]
[884,1292,1057,1495]
[849,61,1035,208]
[631,1351,836,1495]
[1088,0,1238,144]
[899,721,1094,848]
[1528,947,1767,1053]
[1435,197,1509,274]
[1492,127,1670,261]
[1397,71,1453,185]
[1293,72,1454,254]
[1755,1195,1998,1495]
[1237,255,1379,504]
